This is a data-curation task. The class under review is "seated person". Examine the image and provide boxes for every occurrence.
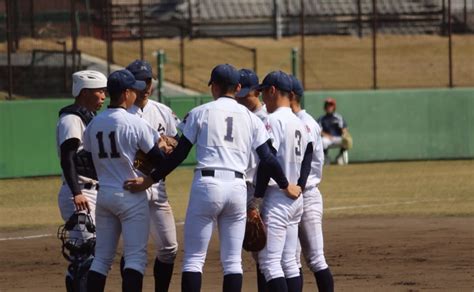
[317,98,352,165]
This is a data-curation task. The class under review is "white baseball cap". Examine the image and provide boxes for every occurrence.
[72,70,107,97]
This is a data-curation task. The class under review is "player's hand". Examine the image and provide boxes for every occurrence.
[123,176,154,193]
[283,184,302,200]
[158,138,174,155]
[73,194,90,212]
[158,136,178,154]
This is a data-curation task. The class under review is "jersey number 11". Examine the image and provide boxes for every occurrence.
[96,131,121,159]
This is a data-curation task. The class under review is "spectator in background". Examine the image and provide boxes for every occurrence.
[317,98,352,165]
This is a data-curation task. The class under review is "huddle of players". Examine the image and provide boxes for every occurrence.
[56,61,333,292]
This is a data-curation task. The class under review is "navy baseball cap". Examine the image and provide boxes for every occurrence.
[236,68,259,98]
[107,69,146,96]
[126,59,153,81]
[208,64,240,86]
[289,75,304,97]
[256,71,292,93]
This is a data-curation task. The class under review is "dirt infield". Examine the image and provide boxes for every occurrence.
[0,216,472,291]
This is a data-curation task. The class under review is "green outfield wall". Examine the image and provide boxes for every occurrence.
[0,88,472,178]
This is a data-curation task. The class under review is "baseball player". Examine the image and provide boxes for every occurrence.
[125,60,179,292]
[253,71,314,292]
[124,64,301,292]
[84,69,167,292]
[56,70,107,291]
[234,68,269,292]
[289,76,334,292]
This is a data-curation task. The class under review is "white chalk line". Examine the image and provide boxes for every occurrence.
[0,198,455,241]
[326,198,453,211]
[0,233,53,241]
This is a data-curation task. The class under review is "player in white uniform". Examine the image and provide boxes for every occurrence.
[126,60,179,292]
[124,64,301,292]
[289,75,334,292]
[253,71,314,292]
[56,70,107,291]
[234,68,269,292]
[84,69,166,292]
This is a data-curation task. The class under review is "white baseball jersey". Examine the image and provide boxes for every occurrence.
[246,105,268,184]
[296,109,324,187]
[128,99,179,136]
[264,107,313,185]
[180,97,269,174]
[83,108,160,190]
[56,114,93,183]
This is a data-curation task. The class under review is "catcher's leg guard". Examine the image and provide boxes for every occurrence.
[286,275,302,292]
[86,270,106,292]
[65,274,73,292]
[314,268,334,292]
[223,273,242,292]
[181,271,201,292]
[154,258,174,292]
[123,268,143,292]
[267,277,288,292]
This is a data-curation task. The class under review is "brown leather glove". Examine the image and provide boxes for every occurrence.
[243,207,267,252]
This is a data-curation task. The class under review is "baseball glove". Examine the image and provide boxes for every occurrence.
[342,131,353,150]
[243,208,267,252]
[133,149,154,176]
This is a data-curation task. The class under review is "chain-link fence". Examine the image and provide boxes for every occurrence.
[1,0,473,99]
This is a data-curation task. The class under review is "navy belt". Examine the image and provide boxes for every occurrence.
[83,182,99,190]
[201,170,244,179]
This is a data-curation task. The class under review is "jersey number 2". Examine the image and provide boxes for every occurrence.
[96,131,120,159]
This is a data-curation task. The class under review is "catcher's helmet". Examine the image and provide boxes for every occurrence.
[72,70,107,97]
[57,211,96,262]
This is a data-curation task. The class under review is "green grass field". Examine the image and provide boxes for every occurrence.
[0,160,472,231]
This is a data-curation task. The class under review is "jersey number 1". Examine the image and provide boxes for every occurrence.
[224,116,234,142]
[96,131,120,159]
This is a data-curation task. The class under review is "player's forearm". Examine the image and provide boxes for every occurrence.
[297,142,313,191]
[255,141,289,190]
[253,161,271,198]
[150,135,193,182]
[60,139,82,196]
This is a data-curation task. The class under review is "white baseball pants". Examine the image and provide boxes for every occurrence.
[90,187,150,276]
[258,187,303,281]
[182,170,247,275]
[296,186,328,272]
[147,181,178,264]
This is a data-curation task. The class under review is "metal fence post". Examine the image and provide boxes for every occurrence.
[70,0,78,72]
[180,27,185,88]
[57,40,68,93]
[300,0,306,88]
[371,0,378,90]
[105,0,113,75]
[291,47,298,77]
[157,50,165,103]
[29,0,35,38]
[357,0,362,38]
[6,0,13,99]
[448,0,453,88]
[139,0,144,59]
[252,48,258,73]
